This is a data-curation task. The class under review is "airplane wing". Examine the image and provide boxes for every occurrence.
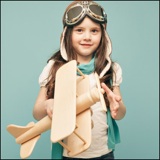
[51,60,77,142]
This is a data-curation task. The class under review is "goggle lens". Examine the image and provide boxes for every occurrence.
[67,6,83,21]
[89,5,102,16]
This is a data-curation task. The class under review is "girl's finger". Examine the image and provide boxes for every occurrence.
[115,95,121,102]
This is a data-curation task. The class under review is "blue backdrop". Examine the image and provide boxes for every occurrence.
[1,1,159,159]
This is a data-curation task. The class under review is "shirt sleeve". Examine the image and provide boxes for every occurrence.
[112,62,122,86]
[38,60,54,87]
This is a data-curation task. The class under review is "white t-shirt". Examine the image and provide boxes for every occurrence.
[39,60,122,158]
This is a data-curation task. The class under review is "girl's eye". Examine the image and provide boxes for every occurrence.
[76,29,83,32]
[92,29,98,33]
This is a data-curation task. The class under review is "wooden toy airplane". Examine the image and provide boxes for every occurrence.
[6,60,107,159]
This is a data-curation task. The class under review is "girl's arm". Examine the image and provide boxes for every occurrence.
[101,83,126,120]
[33,87,54,121]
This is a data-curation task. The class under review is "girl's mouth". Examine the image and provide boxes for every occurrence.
[81,44,92,46]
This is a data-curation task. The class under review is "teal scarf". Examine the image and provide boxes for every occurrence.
[77,57,95,75]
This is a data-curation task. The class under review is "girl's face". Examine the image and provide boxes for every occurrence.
[71,17,102,64]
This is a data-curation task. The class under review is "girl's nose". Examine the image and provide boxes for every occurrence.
[83,31,91,40]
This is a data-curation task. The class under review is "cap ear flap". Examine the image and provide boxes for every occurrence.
[60,26,68,61]
[99,29,112,78]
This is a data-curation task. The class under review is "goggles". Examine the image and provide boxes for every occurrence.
[64,1,107,26]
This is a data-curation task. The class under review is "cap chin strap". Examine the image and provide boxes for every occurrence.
[60,26,112,78]
[99,28,112,78]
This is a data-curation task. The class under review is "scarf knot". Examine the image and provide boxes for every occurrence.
[77,57,95,75]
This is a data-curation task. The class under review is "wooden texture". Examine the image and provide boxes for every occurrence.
[51,60,77,142]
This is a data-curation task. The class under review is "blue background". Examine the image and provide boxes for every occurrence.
[1,1,159,159]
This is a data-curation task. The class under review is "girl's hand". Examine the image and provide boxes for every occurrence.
[44,99,54,119]
[101,83,122,119]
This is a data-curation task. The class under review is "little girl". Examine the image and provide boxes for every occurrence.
[33,1,126,159]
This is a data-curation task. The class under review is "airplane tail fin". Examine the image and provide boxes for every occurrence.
[20,134,40,159]
[7,122,41,159]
